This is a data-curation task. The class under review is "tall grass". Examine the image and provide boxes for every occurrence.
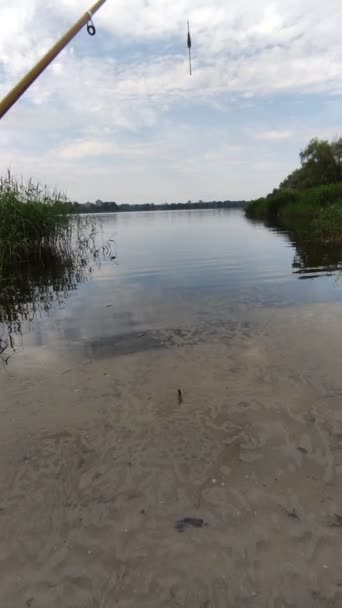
[0,173,73,270]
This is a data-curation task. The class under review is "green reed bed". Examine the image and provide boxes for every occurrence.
[0,173,74,270]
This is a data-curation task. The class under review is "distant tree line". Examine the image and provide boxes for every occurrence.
[68,199,247,214]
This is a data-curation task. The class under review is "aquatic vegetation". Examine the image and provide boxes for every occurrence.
[0,173,76,270]
[0,174,115,351]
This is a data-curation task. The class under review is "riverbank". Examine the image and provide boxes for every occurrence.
[2,207,342,606]
[246,182,342,241]
[2,304,342,607]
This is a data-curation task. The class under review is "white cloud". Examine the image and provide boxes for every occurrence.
[57,139,119,160]
[255,130,295,140]
[2,0,342,102]
[1,0,342,201]
[56,138,158,160]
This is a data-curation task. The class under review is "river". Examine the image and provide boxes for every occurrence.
[1,209,342,607]
[3,208,342,358]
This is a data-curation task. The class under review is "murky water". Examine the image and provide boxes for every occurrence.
[2,209,342,361]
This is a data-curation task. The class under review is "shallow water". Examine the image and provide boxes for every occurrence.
[2,209,342,361]
[2,210,342,607]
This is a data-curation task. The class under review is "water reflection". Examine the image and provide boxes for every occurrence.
[1,210,342,361]
[0,217,115,358]
[249,216,342,280]
[0,256,90,357]
[1,257,89,324]
[289,230,342,279]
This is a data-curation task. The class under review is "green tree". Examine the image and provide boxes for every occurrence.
[331,137,342,173]
[299,138,339,185]
[279,137,342,191]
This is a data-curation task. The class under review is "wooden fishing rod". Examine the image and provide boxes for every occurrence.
[0,0,108,120]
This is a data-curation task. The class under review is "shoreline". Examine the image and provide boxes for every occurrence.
[2,305,342,606]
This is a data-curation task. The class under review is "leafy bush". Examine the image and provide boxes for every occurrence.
[246,182,342,221]
[312,203,342,241]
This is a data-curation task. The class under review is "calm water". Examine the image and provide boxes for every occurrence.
[2,209,342,360]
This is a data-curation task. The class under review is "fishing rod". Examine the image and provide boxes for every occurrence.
[0,0,108,120]
[187,20,192,76]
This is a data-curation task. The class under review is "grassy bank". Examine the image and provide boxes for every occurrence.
[246,182,342,240]
[0,173,73,270]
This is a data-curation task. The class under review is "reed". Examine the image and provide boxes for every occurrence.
[0,173,73,270]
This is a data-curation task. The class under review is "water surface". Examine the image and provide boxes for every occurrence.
[3,210,342,607]
[2,209,342,361]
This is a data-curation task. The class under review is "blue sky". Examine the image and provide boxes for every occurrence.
[1,0,342,203]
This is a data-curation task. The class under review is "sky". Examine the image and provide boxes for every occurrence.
[1,0,342,204]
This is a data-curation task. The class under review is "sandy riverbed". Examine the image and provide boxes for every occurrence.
[1,305,342,607]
